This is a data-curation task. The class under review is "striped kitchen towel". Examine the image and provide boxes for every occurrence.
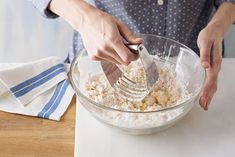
[0,56,75,121]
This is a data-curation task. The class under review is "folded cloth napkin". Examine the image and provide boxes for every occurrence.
[0,56,75,121]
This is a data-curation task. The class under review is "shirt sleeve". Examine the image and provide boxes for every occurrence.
[29,0,58,19]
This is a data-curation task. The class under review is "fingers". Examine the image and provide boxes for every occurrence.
[105,47,129,65]
[114,21,141,64]
[211,41,222,71]
[86,16,141,65]
[199,68,218,110]
[91,50,120,65]
[116,20,143,44]
[198,38,212,69]
[93,19,140,65]
[199,42,222,110]
[91,43,135,65]
[198,30,220,110]
[110,36,139,65]
[90,34,138,65]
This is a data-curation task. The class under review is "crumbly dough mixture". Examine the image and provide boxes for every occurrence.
[84,60,191,112]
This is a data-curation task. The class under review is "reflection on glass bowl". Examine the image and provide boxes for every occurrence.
[70,34,205,135]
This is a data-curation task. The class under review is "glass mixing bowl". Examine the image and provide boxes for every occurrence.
[70,34,205,135]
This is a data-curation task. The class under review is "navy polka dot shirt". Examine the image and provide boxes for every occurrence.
[31,0,235,62]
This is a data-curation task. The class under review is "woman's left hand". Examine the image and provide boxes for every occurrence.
[197,23,223,110]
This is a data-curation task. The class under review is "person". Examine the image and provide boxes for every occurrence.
[31,0,235,110]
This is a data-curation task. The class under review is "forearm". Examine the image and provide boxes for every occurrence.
[49,0,94,30]
[207,2,235,37]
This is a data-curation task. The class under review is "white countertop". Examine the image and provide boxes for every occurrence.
[75,58,235,157]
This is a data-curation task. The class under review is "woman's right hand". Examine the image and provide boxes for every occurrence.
[49,0,142,65]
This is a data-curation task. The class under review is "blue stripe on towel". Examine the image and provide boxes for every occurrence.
[37,79,69,119]
[10,64,65,98]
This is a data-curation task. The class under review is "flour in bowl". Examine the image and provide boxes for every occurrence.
[82,59,193,130]
[84,60,191,112]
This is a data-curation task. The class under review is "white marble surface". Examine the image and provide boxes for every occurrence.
[75,58,235,157]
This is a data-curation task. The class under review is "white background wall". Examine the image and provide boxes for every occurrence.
[0,0,234,62]
[0,0,73,62]
[225,27,235,57]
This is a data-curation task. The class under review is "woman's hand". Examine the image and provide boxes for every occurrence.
[197,24,223,110]
[49,0,142,65]
[78,7,142,65]
[197,2,235,110]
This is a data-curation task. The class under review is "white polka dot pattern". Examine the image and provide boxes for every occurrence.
[30,0,235,62]
[94,0,216,52]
